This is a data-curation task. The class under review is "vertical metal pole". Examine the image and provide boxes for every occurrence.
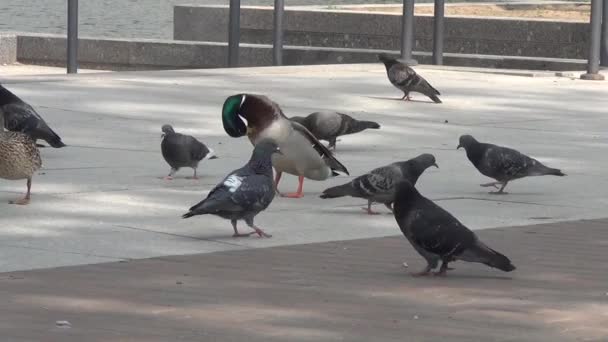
[400,0,417,65]
[432,0,445,65]
[601,0,608,66]
[581,0,605,79]
[67,0,78,74]
[228,0,241,67]
[273,0,284,66]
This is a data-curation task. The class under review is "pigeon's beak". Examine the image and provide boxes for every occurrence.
[456,143,462,150]
[209,155,219,160]
[274,148,283,155]
[161,133,165,139]
[433,163,439,168]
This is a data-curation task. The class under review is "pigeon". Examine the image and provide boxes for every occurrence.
[181,139,280,238]
[290,111,380,150]
[222,94,349,198]
[160,124,217,180]
[320,154,438,215]
[0,84,66,148]
[457,135,566,194]
[393,181,516,276]
[377,53,442,104]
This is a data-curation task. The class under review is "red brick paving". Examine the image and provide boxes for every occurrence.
[1,219,607,341]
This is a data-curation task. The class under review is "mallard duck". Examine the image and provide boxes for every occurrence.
[0,114,42,205]
[222,94,349,198]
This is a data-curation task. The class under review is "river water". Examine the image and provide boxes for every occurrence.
[0,0,411,40]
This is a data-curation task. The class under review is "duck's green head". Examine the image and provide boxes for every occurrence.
[222,94,248,138]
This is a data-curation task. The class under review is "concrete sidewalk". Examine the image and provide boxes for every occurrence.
[0,63,607,273]
[1,218,606,341]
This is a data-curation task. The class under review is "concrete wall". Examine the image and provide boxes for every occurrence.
[0,32,586,71]
[174,5,589,60]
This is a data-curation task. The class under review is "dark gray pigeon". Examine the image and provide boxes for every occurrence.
[181,139,280,238]
[320,154,438,215]
[394,181,516,276]
[378,53,441,104]
[290,111,380,150]
[457,134,565,194]
[0,84,66,148]
[161,124,217,180]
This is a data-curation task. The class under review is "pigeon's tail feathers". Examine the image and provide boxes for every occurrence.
[429,94,442,104]
[466,241,516,272]
[38,128,66,148]
[320,183,354,199]
[183,199,211,218]
[350,120,381,134]
[181,211,196,219]
[546,168,566,176]
[204,148,218,160]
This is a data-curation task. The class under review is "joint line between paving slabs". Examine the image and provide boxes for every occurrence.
[112,224,246,247]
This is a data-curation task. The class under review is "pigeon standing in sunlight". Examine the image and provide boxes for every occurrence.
[457,134,565,194]
[393,181,516,276]
[182,140,280,238]
[0,84,66,148]
[377,53,442,103]
[160,124,217,180]
[320,154,437,214]
[290,111,380,150]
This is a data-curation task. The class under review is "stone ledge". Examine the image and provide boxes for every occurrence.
[0,34,17,64]
[2,32,587,71]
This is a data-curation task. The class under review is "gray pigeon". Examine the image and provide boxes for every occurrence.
[457,135,565,194]
[394,181,516,276]
[0,84,66,148]
[290,111,380,150]
[161,124,217,180]
[378,53,441,103]
[320,154,438,215]
[181,139,280,238]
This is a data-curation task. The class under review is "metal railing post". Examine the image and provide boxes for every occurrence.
[432,0,445,65]
[601,0,608,67]
[400,0,417,65]
[228,0,241,67]
[67,0,78,74]
[273,0,284,66]
[581,0,605,80]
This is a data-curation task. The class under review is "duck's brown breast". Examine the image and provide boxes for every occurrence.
[0,132,41,180]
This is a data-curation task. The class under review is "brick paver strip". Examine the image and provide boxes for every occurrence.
[1,219,606,341]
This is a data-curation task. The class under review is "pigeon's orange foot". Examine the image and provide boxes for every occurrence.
[253,227,272,238]
[9,197,30,205]
[162,176,173,180]
[282,192,304,198]
[361,207,380,215]
[232,232,255,238]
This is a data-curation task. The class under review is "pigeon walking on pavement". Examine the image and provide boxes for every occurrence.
[161,124,217,180]
[393,181,516,276]
[320,154,438,215]
[457,134,565,194]
[181,139,280,238]
[290,111,380,150]
[377,53,442,103]
[0,84,66,148]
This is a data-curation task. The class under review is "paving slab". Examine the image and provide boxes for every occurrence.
[0,218,606,342]
[0,63,607,272]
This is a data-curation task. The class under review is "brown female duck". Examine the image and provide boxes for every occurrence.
[0,114,41,205]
